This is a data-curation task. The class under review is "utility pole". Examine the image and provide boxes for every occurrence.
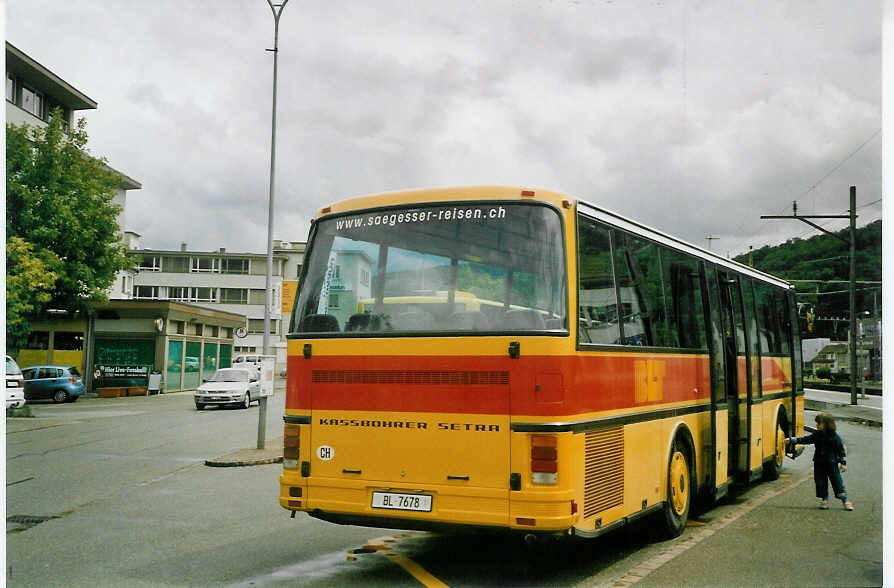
[761,186,858,405]
[705,235,719,251]
[748,245,753,267]
[259,0,289,449]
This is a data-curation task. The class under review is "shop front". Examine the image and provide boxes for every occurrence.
[15,301,245,396]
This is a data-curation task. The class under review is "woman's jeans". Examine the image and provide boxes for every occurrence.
[815,462,847,501]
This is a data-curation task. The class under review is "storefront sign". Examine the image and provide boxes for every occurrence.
[95,365,150,388]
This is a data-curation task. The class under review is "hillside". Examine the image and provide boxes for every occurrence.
[733,219,881,322]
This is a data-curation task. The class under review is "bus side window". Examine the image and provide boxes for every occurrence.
[742,277,762,397]
[665,249,706,349]
[622,234,672,347]
[774,289,792,355]
[612,232,647,345]
[576,215,618,344]
[753,282,779,354]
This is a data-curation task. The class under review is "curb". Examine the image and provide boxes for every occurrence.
[205,456,283,467]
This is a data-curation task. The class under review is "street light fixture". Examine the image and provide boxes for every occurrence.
[259,0,289,449]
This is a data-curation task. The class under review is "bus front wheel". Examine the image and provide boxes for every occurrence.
[661,440,691,538]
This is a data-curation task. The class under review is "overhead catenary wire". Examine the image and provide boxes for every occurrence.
[730,128,881,256]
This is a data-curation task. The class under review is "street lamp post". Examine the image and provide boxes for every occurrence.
[259,0,288,449]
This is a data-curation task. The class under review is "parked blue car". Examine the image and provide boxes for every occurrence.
[22,365,84,403]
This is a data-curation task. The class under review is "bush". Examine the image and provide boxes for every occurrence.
[6,404,33,418]
[815,367,832,380]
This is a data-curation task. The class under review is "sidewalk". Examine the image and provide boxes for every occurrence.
[805,389,882,428]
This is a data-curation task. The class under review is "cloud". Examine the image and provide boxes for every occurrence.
[6,0,881,258]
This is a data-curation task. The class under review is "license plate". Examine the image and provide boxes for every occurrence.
[371,492,432,512]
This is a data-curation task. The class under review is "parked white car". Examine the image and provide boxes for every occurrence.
[194,368,259,411]
[231,354,263,375]
[5,355,26,409]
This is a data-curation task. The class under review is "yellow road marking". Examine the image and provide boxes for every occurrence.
[685,520,705,527]
[384,552,449,588]
[365,534,449,588]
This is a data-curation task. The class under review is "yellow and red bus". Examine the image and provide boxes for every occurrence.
[280,186,803,539]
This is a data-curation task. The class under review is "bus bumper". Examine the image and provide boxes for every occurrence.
[279,474,575,532]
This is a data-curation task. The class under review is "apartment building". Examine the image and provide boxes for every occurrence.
[129,241,305,367]
[6,42,142,230]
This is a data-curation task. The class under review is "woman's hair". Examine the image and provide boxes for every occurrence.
[821,413,837,433]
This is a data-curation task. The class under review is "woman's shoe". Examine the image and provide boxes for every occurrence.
[819,500,830,509]
[844,501,854,511]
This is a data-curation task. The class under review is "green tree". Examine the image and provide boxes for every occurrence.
[5,237,58,351]
[6,110,129,351]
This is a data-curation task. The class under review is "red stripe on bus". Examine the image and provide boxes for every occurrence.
[286,354,732,416]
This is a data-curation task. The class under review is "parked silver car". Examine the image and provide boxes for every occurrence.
[194,368,259,410]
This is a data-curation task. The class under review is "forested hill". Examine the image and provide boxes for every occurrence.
[732,219,881,317]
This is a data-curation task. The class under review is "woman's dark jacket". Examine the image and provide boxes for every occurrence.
[793,431,847,465]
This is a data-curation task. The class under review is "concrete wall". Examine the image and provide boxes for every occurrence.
[6,102,46,128]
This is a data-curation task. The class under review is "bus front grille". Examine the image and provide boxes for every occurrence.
[584,426,624,519]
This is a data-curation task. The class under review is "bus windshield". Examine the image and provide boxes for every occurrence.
[291,202,567,335]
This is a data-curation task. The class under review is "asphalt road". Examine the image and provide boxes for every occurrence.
[5,391,883,587]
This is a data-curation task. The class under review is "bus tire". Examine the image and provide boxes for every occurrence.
[763,416,785,481]
[661,439,691,539]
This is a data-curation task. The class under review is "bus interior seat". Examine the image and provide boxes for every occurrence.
[544,317,564,330]
[448,311,490,331]
[390,311,436,331]
[299,313,340,332]
[505,309,546,330]
[346,313,389,332]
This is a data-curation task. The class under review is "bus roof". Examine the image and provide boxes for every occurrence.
[316,185,792,290]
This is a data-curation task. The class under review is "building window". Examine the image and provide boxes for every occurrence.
[134,285,159,299]
[26,331,50,350]
[329,293,340,308]
[191,257,219,273]
[162,256,189,273]
[6,73,15,102]
[175,320,185,335]
[137,255,161,271]
[360,269,369,286]
[209,325,219,337]
[21,85,42,118]
[220,258,249,274]
[190,287,217,302]
[249,289,267,305]
[168,286,189,301]
[296,264,302,278]
[221,327,232,339]
[248,319,279,335]
[220,288,249,304]
[121,276,127,293]
[54,331,84,351]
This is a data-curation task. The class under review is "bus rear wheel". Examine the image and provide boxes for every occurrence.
[763,418,785,481]
[661,441,691,538]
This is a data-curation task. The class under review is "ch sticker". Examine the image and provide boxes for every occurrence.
[317,445,334,461]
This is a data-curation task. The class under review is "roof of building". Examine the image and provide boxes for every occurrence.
[103,162,142,190]
[95,299,246,326]
[6,42,97,110]
[130,248,289,260]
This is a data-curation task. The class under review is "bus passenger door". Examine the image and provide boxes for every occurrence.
[718,271,750,482]
[704,265,729,497]
[742,279,763,479]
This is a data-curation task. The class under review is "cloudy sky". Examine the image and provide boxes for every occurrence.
[6,0,882,257]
